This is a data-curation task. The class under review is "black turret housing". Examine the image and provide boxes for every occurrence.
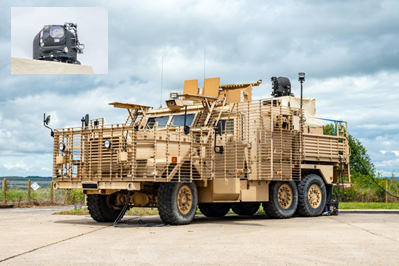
[33,23,84,64]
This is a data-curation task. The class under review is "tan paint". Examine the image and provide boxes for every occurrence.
[240,180,269,202]
[202,77,220,98]
[183,79,199,95]
[301,164,334,185]
[132,192,149,206]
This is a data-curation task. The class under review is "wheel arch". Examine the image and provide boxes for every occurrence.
[301,164,334,185]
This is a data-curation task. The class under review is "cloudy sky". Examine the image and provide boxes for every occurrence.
[1,0,398,177]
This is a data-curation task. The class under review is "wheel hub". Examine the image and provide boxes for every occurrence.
[277,184,293,209]
[106,194,123,210]
[308,184,322,208]
[177,185,193,215]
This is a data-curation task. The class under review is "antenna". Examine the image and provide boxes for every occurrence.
[204,47,206,80]
[160,56,163,108]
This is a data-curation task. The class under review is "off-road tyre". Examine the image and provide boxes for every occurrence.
[87,194,124,222]
[198,203,231,217]
[296,174,327,217]
[232,202,261,215]
[157,182,198,225]
[262,181,298,219]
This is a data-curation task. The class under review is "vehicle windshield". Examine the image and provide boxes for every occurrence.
[170,114,195,127]
[146,116,170,129]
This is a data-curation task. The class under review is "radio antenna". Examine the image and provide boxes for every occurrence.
[204,48,206,80]
[160,56,163,108]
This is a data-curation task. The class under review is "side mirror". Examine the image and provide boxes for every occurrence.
[184,125,190,135]
[81,114,89,128]
[214,121,222,136]
[183,105,190,135]
[213,121,224,154]
[85,114,89,127]
[43,113,54,137]
[44,115,51,125]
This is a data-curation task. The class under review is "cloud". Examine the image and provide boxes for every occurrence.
[2,161,31,171]
[392,151,399,157]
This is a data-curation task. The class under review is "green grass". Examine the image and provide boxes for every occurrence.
[339,202,399,209]
[53,207,160,216]
[54,208,90,215]
[0,188,85,204]
[127,208,159,216]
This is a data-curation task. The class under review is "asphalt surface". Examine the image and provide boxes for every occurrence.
[1,206,398,265]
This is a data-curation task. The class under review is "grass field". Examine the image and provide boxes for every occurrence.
[54,207,159,216]
[339,202,399,209]
[0,187,85,205]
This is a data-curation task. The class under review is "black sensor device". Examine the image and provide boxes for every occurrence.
[33,22,85,64]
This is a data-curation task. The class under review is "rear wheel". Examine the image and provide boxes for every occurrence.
[232,202,260,215]
[263,181,298,219]
[296,174,326,217]
[87,194,124,222]
[198,203,231,217]
[157,182,198,225]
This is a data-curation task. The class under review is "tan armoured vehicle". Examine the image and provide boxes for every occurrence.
[45,75,350,225]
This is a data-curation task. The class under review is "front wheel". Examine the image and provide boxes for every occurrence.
[263,181,298,219]
[87,194,124,222]
[157,182,198,225]
[296,174,327,217]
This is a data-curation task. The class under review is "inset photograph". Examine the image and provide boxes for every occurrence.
[11,7,108,74]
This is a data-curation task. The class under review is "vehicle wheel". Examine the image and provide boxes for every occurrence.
[296,174,327,217]
[198,203,231,217]
[157,182,198,225]
[232,202,260,215]
[262,181,298,219]
[87,194,125,222]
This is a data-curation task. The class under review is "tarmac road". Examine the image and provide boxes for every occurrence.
[0,206,398,265]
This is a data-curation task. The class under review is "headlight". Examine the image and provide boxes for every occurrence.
[104,140,111,149]
[59,142,66,151]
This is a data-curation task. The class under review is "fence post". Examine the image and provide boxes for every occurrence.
[50,181,54,203]
[2,178,6,205]
[28,179,31,204]
[63,189,69,204]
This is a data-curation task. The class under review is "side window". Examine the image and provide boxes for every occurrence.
[146,116,170,129]
[218,119,234,134]
[170,114,195,127]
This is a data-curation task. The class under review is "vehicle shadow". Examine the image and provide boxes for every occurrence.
[52,214,272,227]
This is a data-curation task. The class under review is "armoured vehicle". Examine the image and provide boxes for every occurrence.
[45,76,349,225]
[33,22,85,64]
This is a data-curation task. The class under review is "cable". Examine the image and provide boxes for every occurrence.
[113,191,169,228]
[113,191,131,227]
